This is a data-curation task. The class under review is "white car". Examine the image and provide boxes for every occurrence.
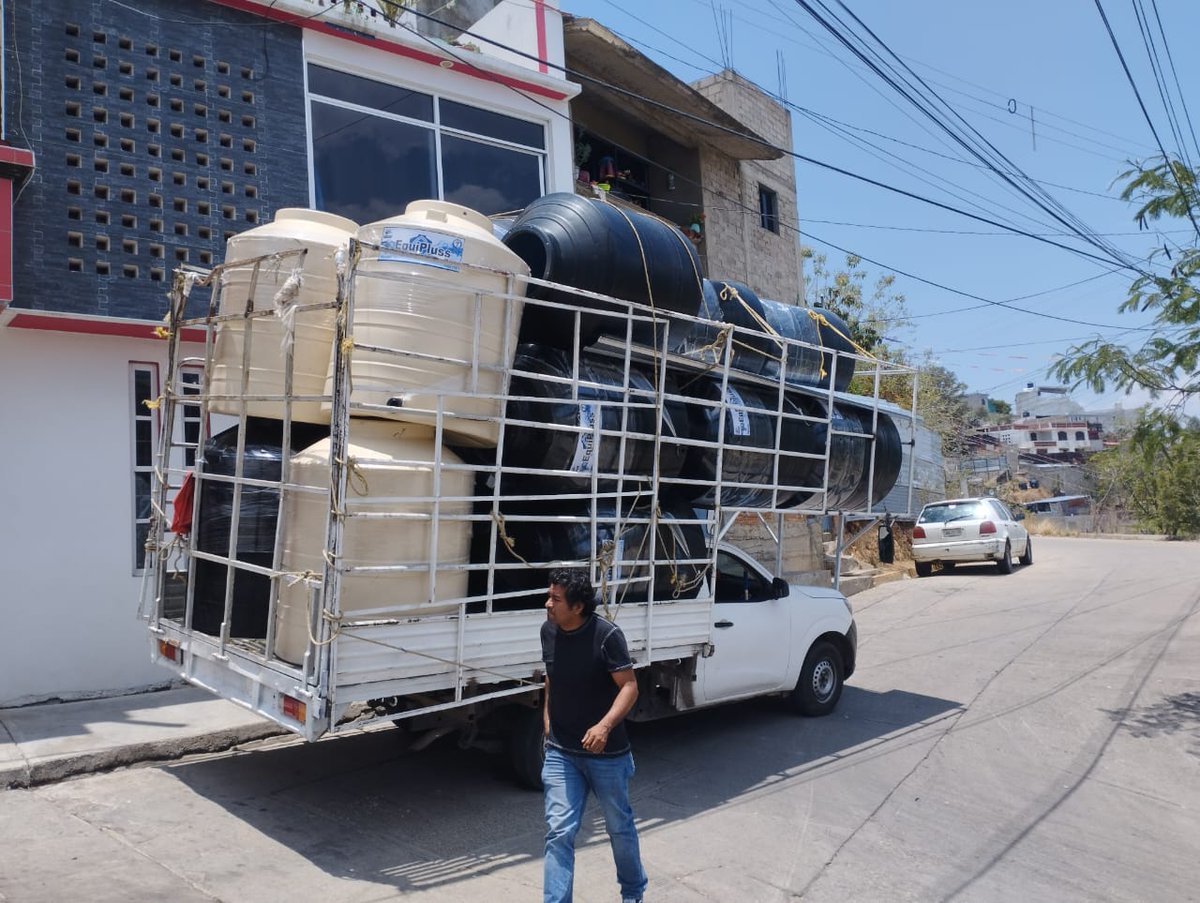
[911,497,1032,577]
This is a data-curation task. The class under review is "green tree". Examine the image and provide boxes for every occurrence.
[1087,409,1200,537]
[913,357,972,459]
[1052,157,1200,402]
[802,249,909,356]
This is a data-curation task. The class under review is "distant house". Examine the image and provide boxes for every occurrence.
[1024,495,1091,517]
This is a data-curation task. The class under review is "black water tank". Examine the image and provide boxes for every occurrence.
[808,307,858,391]
[503,193,704,349]
[681,379,827,508]
[806,402,902,511]
[669,277,724,355]
[500,345,689,491]
[192,418,329,638]
[470,500,708,611]
[716,285,828,387]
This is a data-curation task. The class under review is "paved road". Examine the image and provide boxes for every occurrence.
[2,537,1198,902]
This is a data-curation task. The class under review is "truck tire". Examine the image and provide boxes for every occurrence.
[506,706,546,791]
[789,641,844,716]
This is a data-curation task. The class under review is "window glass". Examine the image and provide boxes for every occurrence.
[1057,431,1067,441]
[918,501,986,524]
[133,368,152,415]
[989,500,1011,520]
[441,99,545,148]
[442,135,543,215]
[311,100,437,224]
[759,185,779,233]
[1075,431,1085,441]
[135,418,153,467]
[715,551,769,603]
[307,64,433,121]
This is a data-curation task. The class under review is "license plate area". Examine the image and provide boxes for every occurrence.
[944,528,963,537]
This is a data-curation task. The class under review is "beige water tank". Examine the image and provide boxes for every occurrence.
[273,420,473,665]
[210,209,357,423]
[335,200,529,446]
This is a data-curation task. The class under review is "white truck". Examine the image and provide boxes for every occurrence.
[140,203,905,787]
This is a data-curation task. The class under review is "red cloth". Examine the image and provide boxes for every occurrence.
[171,471,195,535]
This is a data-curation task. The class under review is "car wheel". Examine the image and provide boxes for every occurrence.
[1019,536,1033,567]
[789,641,844,716]
[996,541,1014,574]
[915,561,933,578]
[506,705,545,791]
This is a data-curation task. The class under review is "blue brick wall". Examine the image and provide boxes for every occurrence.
[5,0,311,320]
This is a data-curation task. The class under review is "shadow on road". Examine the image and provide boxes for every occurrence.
[165,684,960,894]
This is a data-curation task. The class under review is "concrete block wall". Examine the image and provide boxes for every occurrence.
[724,513,827,583]
[692,71,801,305]
[6,0,311,321]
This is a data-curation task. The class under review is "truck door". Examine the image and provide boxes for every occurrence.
[699,548,792,702]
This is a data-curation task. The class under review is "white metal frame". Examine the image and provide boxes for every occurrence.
[140,236,917,740]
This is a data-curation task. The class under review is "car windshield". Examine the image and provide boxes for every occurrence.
[918,502,987,524]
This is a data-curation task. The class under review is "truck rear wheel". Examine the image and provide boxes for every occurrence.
[789,641,844,716]
[506,705,545,791]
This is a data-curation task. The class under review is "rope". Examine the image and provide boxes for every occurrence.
[804,308,880,362]
[492,511,532,566]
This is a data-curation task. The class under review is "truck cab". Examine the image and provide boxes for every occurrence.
[630,543,857,722]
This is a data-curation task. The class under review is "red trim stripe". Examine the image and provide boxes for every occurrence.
[534,1,548,75]
[7,312,207,344]
[0,146,34,169]
[207,0,568,100]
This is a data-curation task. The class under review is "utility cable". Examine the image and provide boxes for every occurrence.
[1093,0,1200,237]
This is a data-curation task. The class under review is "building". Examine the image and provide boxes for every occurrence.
[562,17,803,303]
[1014,383,1084,419]
[979,417,1104,462]
[0,0,576,706]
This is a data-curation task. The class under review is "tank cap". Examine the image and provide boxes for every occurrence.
[405,199,492,234]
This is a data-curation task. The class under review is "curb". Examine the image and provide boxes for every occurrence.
[0,721,290,790]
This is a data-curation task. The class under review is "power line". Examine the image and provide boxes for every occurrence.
[1092,0,1200,237]
[799,0,1146,275]
[352,0,1161,334]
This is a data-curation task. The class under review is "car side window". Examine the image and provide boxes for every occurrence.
[715,551,770,603]
[989,500,1012,521]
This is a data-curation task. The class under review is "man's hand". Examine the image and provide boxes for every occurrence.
[580,721,611,753]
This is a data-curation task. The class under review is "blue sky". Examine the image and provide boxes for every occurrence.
[558,0,1200,412]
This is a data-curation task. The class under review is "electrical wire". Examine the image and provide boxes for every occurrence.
[1093,0,1200,236]
[797,0,1146,275]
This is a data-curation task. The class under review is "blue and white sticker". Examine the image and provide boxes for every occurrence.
[378,226,465,271]
[570,403,599,473]
[725,386,751,436]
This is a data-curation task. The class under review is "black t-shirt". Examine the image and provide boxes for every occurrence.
[541,614,633,756]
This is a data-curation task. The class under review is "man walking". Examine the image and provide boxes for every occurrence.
[541,568,647,903]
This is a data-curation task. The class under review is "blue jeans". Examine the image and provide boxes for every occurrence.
[543,746,647,903]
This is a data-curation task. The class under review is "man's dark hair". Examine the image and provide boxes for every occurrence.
[549,568,598,616]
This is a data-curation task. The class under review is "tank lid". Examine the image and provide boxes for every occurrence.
[274,208,359,233]
[404,200,492,235]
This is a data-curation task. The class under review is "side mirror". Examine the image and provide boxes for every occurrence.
[1014,510,1025,521]
[771,577,790,599]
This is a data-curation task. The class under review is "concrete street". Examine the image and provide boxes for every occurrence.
[2,536,1197,902]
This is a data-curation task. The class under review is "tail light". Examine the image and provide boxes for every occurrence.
[912,525,926,538]
[979,520,997,534]
[281,693,307,724]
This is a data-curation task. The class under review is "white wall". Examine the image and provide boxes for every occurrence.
[0,327,172,705]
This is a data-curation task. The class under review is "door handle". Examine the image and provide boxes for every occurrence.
[714,620,734,629]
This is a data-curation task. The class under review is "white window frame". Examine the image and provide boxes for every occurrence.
[130,362,160,575]
[302,57,549,212]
